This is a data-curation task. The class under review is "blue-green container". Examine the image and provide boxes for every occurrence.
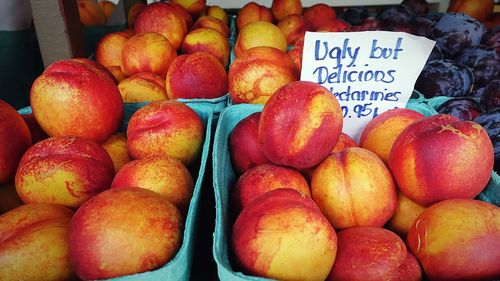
[19,102,213,281]
[108,102,213,281]
[212,101,500,280]
[0,28,44,110]
[178,95,229,115]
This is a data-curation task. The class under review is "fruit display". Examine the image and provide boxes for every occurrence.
[0,53,213,279]
[214,96,499,280]
[93,1,231,111]
[1,0,500,280]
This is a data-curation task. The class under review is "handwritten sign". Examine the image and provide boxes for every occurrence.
[300,31,435,141]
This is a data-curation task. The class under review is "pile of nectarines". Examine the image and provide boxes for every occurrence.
[0,56,207,279]
[227,80,499,280]
[95,0,230,102]
[229,0,351,104]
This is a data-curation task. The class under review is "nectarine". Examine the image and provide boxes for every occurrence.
[0,100,32,184]
[259,81,343,169]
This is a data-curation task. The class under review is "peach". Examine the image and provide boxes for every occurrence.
[236,2,274,30]
[389,114,494,206]
[101,132,131,173]
[127,2,146,29]
[166,52,228,99]
[232,163,310,213]
[234,21,287,57]
[232,188,337,281]
[118,72,168,103]
[111,156,194,214]
[127,100,204,166]
[406,199,500,280]
[181,27,230,67]
[98,0,116,21]
[0,182,23,215]
[328,226,409,281]
[360,108,425,164]
[106,65,127,83]
[331,132,357,153]
[206,5,229,26]
[15,136,115,208]
[95,31,131,68]
[259,81,343,169]
[277,14,308,45]
[170,0,206,18]
[287,35,304,72]
[30,59,123,143]
[386,191,426,237]
[121,32,177,78]
[229,112,271,175]
[228,46,298,104]
[448,0,494,21]
[69,187,183,280]
[311,147,397,229]
[192,16,230,37]
[303,4,336,31]
[77,0,106,26]
[21,113,48,144]
[0,100,32,184]
[133,2,187,50]
[0,203,74,280]
[170,3,194,30]
[271,0,302,22]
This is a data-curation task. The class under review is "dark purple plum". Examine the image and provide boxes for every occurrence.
[415,59,474,98]
[456,45,500,87]
[473,108,500,173]
[425,45,444,65]
[437,97,483,121]
[430,13,486,59]
[472,57,500,87]
[410,16,434,37]
[402,0,429,16]
[472,86,486,99]
[482,26,500,52]
[341,7,369,26]
[481,80,500,111]
[456,45,499,67]
[376,5,416,30]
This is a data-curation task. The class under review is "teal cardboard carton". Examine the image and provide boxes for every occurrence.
[19,102,213,281]
[212,100,499,280]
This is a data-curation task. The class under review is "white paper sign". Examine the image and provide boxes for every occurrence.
[300,31,435,141]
